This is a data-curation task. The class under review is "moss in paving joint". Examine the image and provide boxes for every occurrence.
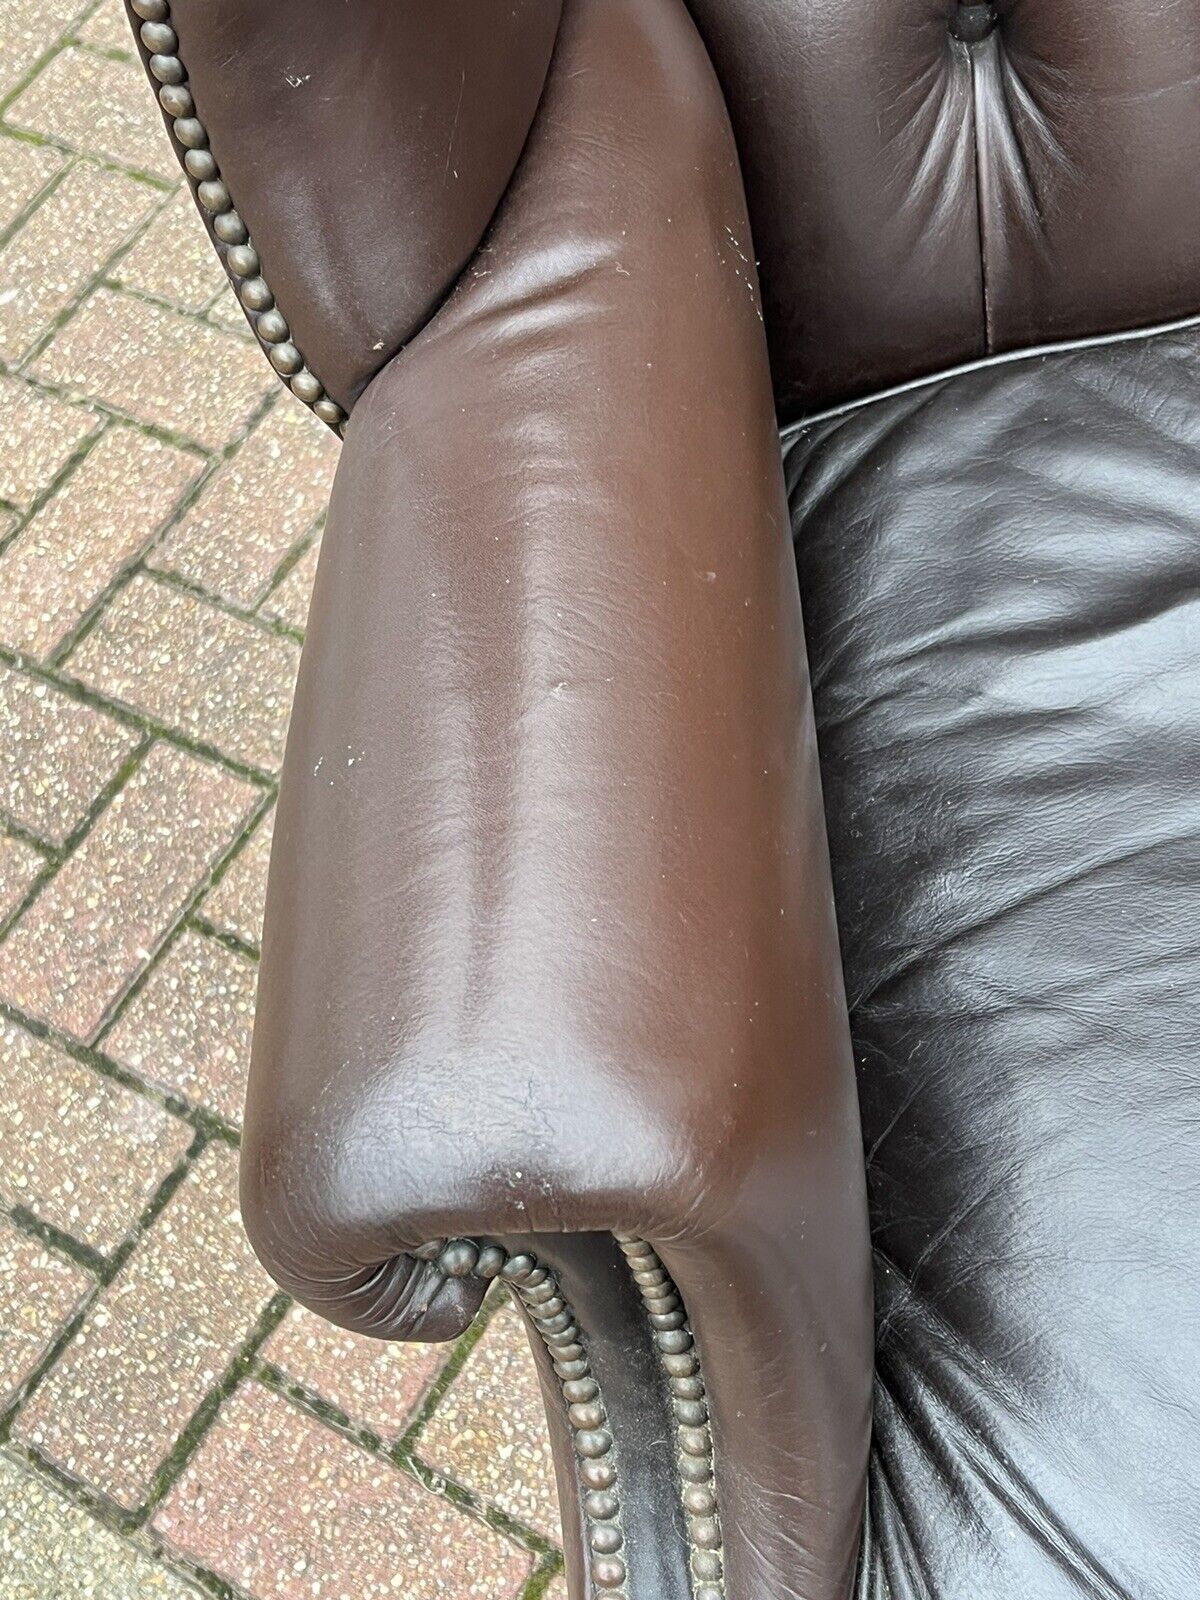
[6,363,224,460]
[521,1556,567,1600]
[13,174,185,377]
[1,1437,244,1600]
[131,386,281,567]
[78,43,136,66]
[404,1450,555,1561]
[0,818,54,863]
[0,645,281,786]
[254,1362,387,1457]
[134,1291,293,1527]
[256,520,321,615]
[2,1437,142,1534]
[0,18,86,119]
[0,405,110,565]
[0,997,236,1145]
[0,734,151,940]
[87,781,273,1050]
[187,912,260,963]
[6,1203,106,1279]
[0,149,75,255]
[253,1283,560,1563]
[0,119,177,194]
[144,562,308,646]
[395,1282,509,1461]
[0,856,57,943]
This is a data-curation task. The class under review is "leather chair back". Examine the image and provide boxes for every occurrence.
[687,0,1200,417]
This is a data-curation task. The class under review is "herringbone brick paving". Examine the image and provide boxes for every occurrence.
[0,2,565,1593]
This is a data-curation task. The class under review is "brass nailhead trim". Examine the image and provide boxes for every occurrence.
[616,1237,725,1600]
[415,1235,725,1599]
[130,0,347,436]
[414,1237,629,1597]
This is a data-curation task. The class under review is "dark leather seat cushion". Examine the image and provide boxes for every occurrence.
[786,323,1200,1599]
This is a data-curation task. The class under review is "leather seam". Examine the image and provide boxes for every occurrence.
[779,309,1200,441]
[963,34,995,353]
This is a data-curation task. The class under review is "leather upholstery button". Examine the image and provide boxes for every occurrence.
[949,2,997,43]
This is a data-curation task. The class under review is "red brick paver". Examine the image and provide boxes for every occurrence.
[0,832,44,923]
[14,1142,274,1508]
[0,1220,90,1410]
[0,1016,191,1254]
[32,286,271,448]
[0,2,563,1593]
[0,741,258,1039]
[0,425,198,660]
[0,661,138,845]
[154,1383,532,1600]
[104,928,256,1125]
[200,803,273,947]
[420,1306,562,1544]
[68,574,300,771]
[262,1304,447,1442]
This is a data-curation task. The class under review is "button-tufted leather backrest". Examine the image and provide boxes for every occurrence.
[685,0,1200,420]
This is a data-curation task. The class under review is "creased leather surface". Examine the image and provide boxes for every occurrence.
[136,1,1200,421]
[243,0,872,1594]
[787,324,1200,1598]
[685,0,1200,418]
[141,0,562,411]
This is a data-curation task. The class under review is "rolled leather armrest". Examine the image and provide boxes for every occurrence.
[242,1,872,1594]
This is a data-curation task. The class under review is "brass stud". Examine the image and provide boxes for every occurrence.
[255,307,289,344]
[474,1245,507,1279]
[619,1236,723,1595]
[692,1550,722,1582]
[183,148,217,180]
[584,1490,618,1521]
[139,20,177,52]
[691,1517,721,1551]
[682,1484,716,1516]
[568,1401,606,1431]
[591,1555,627,1589]
[158,83,193,117]
[290,371,323,404]
[172,116,207,149]
[312,398,345,428]
[580,1458,617,1491]
[224,242,259,277]
[131,0,169,18]
[563,1377,599,1404]
[574,1430,613,1461]
[436,1240,479,1277]
[149,53,184,84]
[527,1293,565,1319]
[197,178,231,213]
[213,209,248,245]
[239,277,274,312]
[536,1311,574,1338]
[269,342,303,376]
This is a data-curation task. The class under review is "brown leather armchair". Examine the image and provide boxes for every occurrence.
[127,1,1200,1595]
